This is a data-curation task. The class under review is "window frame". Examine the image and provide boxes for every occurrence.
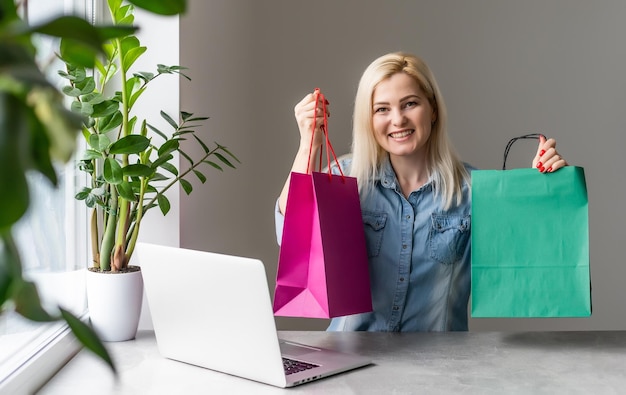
[0,0,93,393]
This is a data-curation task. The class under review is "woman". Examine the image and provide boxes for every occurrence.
[275,52,567,331]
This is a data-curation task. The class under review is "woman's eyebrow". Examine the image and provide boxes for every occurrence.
[373,94,421,106]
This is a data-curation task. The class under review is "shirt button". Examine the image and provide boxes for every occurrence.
[393,306,399,311]
[399,277,405,282]
[406,215,411,220]
[402,244,407,249]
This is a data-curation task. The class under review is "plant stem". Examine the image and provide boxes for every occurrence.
[99,186,117,272]
[90,209,99,268]
[126,177,147,261]
[112,36,131,271]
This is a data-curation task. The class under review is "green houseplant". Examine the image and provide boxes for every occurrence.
[0,0,199,373]
[58,0,238,341]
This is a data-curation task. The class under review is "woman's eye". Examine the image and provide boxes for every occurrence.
[404,101,418,108]
[374,107,388,113]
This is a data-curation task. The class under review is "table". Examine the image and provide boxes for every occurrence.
[38,330,626,394]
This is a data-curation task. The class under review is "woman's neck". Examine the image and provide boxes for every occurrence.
[389,154,430,198]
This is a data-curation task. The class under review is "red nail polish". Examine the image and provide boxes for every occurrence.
[547,167,553,172]
[536,162,543,168]
[539,149,546,157]
[540,166,545,172]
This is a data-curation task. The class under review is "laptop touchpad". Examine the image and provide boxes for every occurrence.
[280,341,321,356]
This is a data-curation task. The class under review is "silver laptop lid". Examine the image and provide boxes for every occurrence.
[137,242,287,387]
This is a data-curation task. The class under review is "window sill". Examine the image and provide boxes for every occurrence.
[0,314,83,395]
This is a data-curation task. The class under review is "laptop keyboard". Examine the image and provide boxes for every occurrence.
[283,357,320,375]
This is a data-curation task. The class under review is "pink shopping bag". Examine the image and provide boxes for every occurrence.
[273,90,372,318]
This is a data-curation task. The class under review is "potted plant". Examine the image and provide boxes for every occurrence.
[57,0,238,342]
[1,0,192,374]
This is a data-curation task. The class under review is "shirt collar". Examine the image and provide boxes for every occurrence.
[377,154,434,193]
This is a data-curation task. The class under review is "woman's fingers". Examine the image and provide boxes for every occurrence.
[534,136,568,173]
[294,90,330,142]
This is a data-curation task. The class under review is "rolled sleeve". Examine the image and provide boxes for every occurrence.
[274,198,285,245]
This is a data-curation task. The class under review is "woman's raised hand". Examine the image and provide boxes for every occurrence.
[533,135,568,173]
[294,88,329,151]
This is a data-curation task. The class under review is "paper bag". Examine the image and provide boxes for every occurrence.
[273,89,372,318]
[471,141,591,317]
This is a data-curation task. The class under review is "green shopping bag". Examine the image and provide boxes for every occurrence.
[471,134,591,317]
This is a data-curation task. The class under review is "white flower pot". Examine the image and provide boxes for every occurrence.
[86,266,143,342]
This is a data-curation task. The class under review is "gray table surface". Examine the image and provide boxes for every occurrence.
[38,330,626,394]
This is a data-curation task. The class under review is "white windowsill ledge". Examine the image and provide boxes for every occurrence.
[0,319,82,395]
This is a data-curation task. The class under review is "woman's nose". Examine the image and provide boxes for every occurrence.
[391,109,406,126]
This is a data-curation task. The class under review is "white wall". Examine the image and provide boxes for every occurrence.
[131,9,180,330]
[178,0,626,331]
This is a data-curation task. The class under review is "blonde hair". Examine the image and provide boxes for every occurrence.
[350,52,469,209]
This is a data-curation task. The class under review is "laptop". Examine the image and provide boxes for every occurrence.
[136,242,372,388]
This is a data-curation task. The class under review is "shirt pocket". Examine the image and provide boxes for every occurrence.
[428,214,471,265]
[362,210,387,258]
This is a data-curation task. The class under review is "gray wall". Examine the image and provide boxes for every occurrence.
[179,0,626,331]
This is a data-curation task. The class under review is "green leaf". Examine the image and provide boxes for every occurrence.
[180,111,193,121]
[13,280,57,322]
[59,308,117,376]
[109,135,150,154]
[116,181,135,201]
[180,178,193,195]
[151,153,174,169]
[160,111,178,130]
[59,38,100,68]
[203,160,223,171]
[91,101,119,118]
[33,17,136,52]
[134,71,155,82]
[75,187,92,200]
[0,234,19,306]
[81,93,106,105]
[32,17,105,53]
[120,36,140,56]
[85,193,99,208]
[62,86,81,97]
[219,145,241,163]
[192,134,210,154]
[128,85,146,109]
[157,64,190,80]
[98,112,123,133]
[103,158,123,184]
[82,149,102,160]
[214,152,236,168]
[144,184,158,194]
[28,111,60,185]
[159,162,178,176]
[193,170,206,184]
[88,134,111,152]
[79,101,94,116]
[91,187,106,197]
[157,139,179,157]
[114,4,134,24]
[123,164,154,178]
[179,149,193,166]
[146,123,168,140]
[128,0,187,15]
[70,100,83,114]
[122,46,147,72]
[157,194,171,215]
[0,94,30,228]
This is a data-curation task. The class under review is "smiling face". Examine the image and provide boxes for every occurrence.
[371,72,436,161]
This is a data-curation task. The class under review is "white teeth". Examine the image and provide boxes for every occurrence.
[389,130,414,138]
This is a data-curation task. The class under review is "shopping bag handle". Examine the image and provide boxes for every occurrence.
[306,88,345,179]
[502,133,546,170]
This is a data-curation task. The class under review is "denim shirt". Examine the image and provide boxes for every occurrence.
[275,155,473,332]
